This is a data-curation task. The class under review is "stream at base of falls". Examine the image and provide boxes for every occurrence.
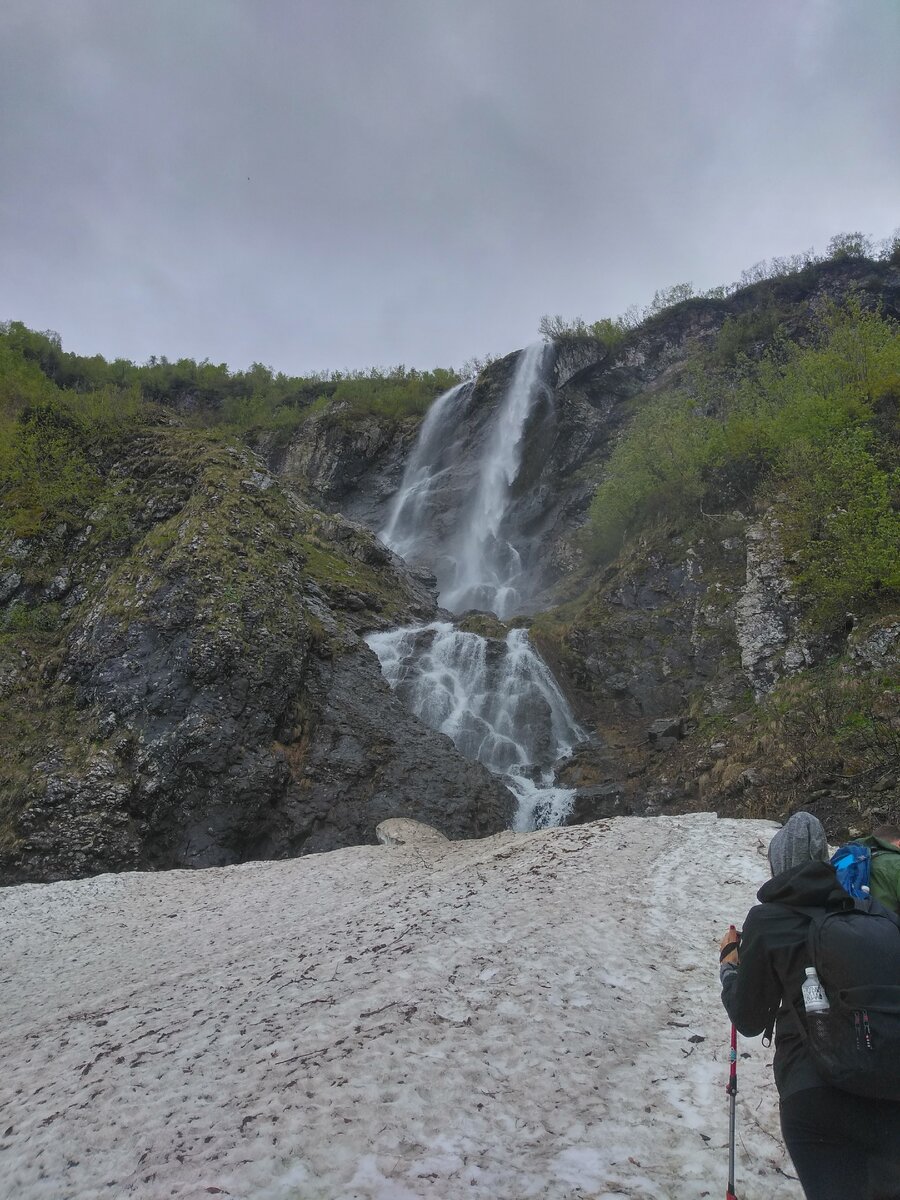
[370,343,585,831]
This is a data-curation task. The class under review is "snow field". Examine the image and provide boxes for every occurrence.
[0,813,803,1199]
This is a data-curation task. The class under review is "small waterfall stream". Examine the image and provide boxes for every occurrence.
[370,344,583,830]
[379,380,473,562]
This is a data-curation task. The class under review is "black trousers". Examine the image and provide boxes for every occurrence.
[780,1087,900,1200]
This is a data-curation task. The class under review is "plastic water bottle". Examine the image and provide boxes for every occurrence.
[802,967,830,1040]
[802,967,830,1013]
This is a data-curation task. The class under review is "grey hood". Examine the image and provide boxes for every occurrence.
[767,811,829,875]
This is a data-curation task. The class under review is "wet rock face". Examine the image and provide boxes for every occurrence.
[559,541,745,723]
[57,594,306,872]
[253,649,516,858]
[531,530,752,815]
[266,414,419,530]
[7,632,513,883]
[567,782,630,825]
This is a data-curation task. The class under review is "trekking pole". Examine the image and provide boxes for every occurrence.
[726,1021,738,1200]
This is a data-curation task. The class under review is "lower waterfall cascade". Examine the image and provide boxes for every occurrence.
[369,345,586,831]
[365,623,582,830]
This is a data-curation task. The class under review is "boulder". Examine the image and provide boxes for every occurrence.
[375,818,450,847]
[567,782,628,825]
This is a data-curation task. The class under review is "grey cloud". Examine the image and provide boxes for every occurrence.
[1,0,898,373]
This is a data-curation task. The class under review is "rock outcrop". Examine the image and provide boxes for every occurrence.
[0,431,513,884]
[734,513,813,699]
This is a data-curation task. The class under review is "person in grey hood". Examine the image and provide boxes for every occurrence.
[718,815,900,1199]
[766,810,830,875]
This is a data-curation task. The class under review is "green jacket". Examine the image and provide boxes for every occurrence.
[860,835,900,914]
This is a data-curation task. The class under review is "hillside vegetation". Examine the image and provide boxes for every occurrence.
[0,318,458,453]
[584,299,900,622]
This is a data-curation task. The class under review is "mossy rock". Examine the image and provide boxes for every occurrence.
[456,612,510,640]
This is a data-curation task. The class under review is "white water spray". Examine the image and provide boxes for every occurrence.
[380,345,550,619]
[366,622,582,830]
[380,381,471,561]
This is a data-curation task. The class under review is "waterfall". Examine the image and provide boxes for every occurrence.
[379,381,472,563]
[380,344,550,620]
[366,623,582,830]
[372,341,583,832]
[441,342,548,619]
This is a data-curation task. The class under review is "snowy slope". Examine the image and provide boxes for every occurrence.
[0,814,803,1200]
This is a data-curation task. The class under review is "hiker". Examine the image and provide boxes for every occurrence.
[718,812,900,1200]
[858,824,900,914]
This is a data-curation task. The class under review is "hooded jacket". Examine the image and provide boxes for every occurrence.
[720,860,895,1100]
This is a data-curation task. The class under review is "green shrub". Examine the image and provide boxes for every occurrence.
[539,314,629,352]
[585,392,722,558]
[0,341,59,415]
[709,304,785,368]
[826,232,874,261]
[2,602,62,635]
[330,367,459,420]
[0,400,102,535]
[777,429,899,619]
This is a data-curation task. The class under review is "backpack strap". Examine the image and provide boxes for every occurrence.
[762,1012,777,1047]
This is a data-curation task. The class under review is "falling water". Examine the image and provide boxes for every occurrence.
[366,622,582,830]
[380,381,473,562]
[441,342,549,619]
[372,342,583,831]
[380,344,550,620]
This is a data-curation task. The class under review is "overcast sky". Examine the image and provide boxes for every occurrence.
[1,0,898,374]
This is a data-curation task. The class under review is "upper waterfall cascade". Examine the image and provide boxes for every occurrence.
[379,379,473,563]
[381,343,550,620]
[371,345,583,831]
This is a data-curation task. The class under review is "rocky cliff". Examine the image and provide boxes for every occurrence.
[0,427,513,884]
[276,258,900,613]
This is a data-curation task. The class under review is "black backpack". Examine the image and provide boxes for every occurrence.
[785,900,900,1100]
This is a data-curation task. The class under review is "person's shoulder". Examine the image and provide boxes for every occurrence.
[857,834,884,852]
[741,902,776,933]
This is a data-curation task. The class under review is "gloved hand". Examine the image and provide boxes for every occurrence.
[719,924,741,966]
